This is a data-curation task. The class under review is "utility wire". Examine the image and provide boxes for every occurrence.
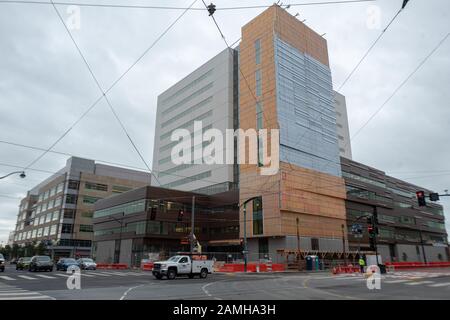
[337,4,408,92]
[0,0,376,11]
[23,0,197,173]
[350,32,450,142]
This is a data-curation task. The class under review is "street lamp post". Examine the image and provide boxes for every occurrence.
[0,171,26,180]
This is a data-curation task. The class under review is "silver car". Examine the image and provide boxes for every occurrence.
[77,258,97,270]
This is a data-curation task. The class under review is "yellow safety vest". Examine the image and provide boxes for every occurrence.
[359,259,365,266]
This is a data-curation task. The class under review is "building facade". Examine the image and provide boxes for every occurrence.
[238,5,347,260]
[12,157,150,258]
[93,186,239,266]
[342,157,448,262]
[152,49,238,195]
[334,91,352,159]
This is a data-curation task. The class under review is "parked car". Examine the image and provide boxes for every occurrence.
[77,258,97,270]
[0,254,5,272]
[56,258,79,271]
[29,256,54,272]
[16,257,32,270]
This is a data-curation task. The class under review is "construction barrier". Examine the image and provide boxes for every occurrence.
[96,263,128,270]
[332,265,360,275]
[216,263,285,273]
[141,262,154,271]
[385,262,450,270]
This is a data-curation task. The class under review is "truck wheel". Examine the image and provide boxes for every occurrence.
[154,274,162,280]
[200,268,208,279]
[167,269,177,280]
[188,274,194,279]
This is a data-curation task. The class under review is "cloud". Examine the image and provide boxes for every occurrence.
[1,0,449,243]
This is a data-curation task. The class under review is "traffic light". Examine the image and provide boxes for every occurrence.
[430,193,440,202]
[416,191,426,207]
[207,3,216,16]
[402,0,410,10]
[150,207,157,220]
[178,209,184,221]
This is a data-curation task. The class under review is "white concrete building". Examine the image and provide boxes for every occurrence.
[152,49,237,195]
[334,91,352,159]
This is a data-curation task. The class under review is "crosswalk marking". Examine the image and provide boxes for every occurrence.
[35,274,56,279]
[0,284,54,300]
[404,281,434,286]
[428,282,450,288]
[54,273,70,277]
[0,276,16,281]
[17,275,37,280]
[0,295,53,300]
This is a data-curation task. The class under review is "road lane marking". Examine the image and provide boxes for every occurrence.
[404,281,434,286]
[17,275,37,280]
[0,292,45,296]
[120,284,145,300]
[54,273,70,277]
[35,274,56,279]
[384,280,411,284]
[428,282,450,287]
[0,276,16,281]
[80,273,95,277]
[86,272,111,277]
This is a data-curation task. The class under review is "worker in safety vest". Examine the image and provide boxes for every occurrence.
[358,256,365,273]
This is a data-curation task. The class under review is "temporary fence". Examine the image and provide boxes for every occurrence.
[96,263,128,270]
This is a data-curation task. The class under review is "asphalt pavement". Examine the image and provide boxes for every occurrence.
[0,264,449,300]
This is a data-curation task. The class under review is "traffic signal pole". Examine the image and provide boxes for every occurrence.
[190,196,195,253]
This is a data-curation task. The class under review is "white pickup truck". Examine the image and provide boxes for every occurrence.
[152,255,214,280]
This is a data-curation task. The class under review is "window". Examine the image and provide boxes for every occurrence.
[311,238,319,251]
[52,211,60,221]
[85,182,108,192]
[252,197,263,235]
[50,225,57,235]
[45,213,52,224]
[55,196,62,207]
[57,182,64,194]
[83,196,101,204]
[255,69,262,97]
[79,224,93,233]
[255,39,261,64]
[68,180,80,190]
[43,226,49,236]
[37,228,43,237]
[32,229,37,238]
[65,194,77,205]
[112,185,133,194]
[63,209,76,219]
[61,224,73,234]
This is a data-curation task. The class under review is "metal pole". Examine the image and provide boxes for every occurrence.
[243,203,248,273]
[190,196,195,253]
[296,217,301,270]
[373,206,380,266]
[419,227,427,264]
[342,224,347,265]
[118,214,124,264]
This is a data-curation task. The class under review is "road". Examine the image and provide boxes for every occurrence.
[0,265,449,300]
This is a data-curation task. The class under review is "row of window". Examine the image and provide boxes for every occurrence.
[159,110,213,143]
[38,182,65,203]
[342,171,386,189]
[161,96,213,128]
[162,82,214,116]
[161,171,212,189]
[160,69,213,107]
[94,199,147,219]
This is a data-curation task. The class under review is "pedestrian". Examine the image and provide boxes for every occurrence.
[358,256,365,273]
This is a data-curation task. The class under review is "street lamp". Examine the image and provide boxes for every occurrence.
[0,171,26,180]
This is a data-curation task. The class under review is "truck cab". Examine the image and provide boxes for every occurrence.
[152,254,213,280]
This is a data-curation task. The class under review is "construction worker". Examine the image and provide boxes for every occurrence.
[358,256,365,273]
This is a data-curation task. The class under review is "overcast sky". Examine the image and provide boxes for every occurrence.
[0,0,449,243]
